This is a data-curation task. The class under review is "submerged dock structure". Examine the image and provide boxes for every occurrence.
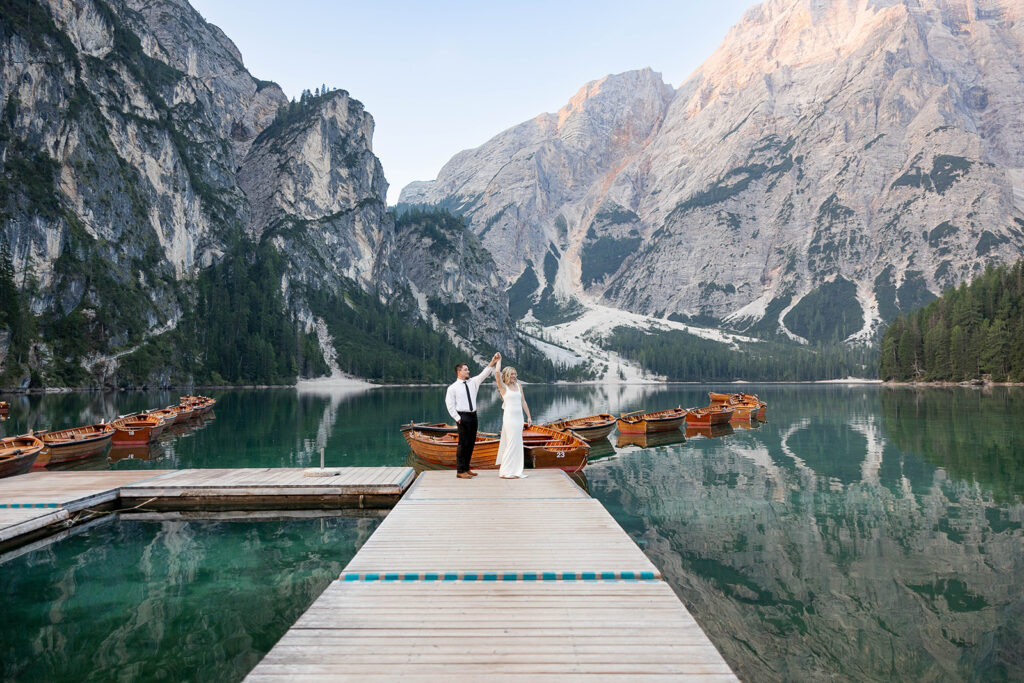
[0,467,414,552]
[247,470,737,680]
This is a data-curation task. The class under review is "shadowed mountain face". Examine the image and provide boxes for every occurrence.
[0,0,519,385]
[401,0,1024,343]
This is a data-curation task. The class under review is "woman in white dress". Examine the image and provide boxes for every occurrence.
[494,360,532,479]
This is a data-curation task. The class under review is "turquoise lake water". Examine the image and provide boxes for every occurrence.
[1,384,1022,681]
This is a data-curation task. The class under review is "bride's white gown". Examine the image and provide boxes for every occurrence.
[495,387,525,477]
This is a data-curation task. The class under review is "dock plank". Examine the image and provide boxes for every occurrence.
[247,470,736,680]
[247,580,735,681]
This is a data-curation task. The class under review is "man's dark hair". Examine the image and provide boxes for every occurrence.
[454,362,469,373]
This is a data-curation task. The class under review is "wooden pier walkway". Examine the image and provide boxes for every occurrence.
[247,470,737,681]
[0,467,414,551]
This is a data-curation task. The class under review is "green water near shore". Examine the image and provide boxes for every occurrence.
[0,515,379,682]
[1,384,1022,681]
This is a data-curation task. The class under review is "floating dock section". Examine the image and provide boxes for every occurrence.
[0,468,414,552]
[247,470,737,680]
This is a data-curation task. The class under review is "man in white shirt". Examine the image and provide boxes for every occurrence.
[446,353,500,478]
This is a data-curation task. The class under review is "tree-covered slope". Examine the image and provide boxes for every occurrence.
[880,260,1024,382]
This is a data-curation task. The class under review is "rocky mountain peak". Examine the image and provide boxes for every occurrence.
[400,0,1024,346]
[399,68,674,302]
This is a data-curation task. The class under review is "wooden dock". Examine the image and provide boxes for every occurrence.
[0,467,414,552]
[119,467,414,510]
[247,470,737,681]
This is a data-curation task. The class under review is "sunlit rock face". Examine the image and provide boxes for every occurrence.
[400,68,675,302]
[238,90,393,296]
[1,0,536,382]
[401,0,1024,342]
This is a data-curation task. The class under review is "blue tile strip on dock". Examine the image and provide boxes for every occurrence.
[0,503,59,508]
[339,570,660,582]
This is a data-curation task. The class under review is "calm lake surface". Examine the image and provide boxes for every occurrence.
[1,384,1022,682]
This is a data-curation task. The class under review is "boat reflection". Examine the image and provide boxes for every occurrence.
[405,452,592,494]
[616,430,687,449]
[684,423,735,440]
[404,452,445,473]
[730,419,763,431]
[108,442,164,464]
[586,438,616,461]
[41,442,112,470]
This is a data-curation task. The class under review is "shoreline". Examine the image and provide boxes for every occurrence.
[6,378,1024,394]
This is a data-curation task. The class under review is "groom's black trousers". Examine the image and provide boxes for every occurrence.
[456,411,477,473]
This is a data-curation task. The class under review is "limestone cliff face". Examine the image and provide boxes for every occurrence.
[0,0,525,384]
[401,68,675,302]
[238,90,393,297]
[0,0,291,377]
[401,0,1024,343]
[391,209,518,354]
[0,0,410,383]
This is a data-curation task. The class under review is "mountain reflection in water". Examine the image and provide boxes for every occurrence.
[1,384,1022,681]
[587,386,1024,682]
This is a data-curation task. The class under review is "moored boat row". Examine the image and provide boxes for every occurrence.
[400,422,590,473]
[709,391,767,421]
[0,395,217,477]
[400,394,768,471]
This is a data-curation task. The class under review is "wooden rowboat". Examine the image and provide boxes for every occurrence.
[111,414,164,445]
[33,423,115,468]
[617,408,688,434]
[400,423,500,469]
[542,413,616,442]
[401,422,589,472]
[709,392,767,421]
[521,424,589,473]
[172,403,201,424]
[146,407,179,427]
[180,395,216,416]
[0,435,44,478]
[685,405,734,426]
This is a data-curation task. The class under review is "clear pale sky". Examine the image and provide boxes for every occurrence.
[188,0,756,204]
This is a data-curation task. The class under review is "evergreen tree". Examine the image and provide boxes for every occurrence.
[880,258,1024,381]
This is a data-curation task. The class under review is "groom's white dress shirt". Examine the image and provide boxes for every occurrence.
[445,366,494,423]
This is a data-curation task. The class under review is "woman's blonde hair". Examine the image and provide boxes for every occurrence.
[501,366,517,384]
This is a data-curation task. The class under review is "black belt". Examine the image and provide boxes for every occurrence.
[458,410,476,415]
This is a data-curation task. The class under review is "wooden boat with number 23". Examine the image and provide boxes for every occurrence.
[0,435,44,478]
[542,413,616,442]
[617,408,688,434]
[521,424,589,472]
